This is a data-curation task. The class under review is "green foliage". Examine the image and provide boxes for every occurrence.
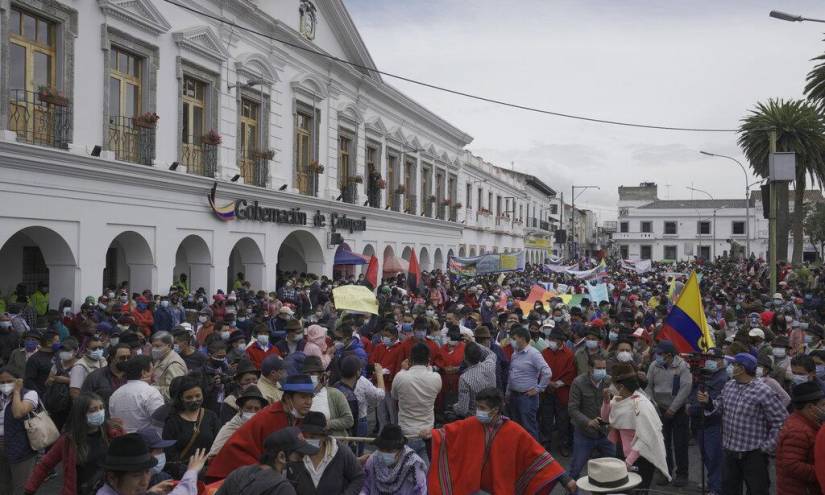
[804,202,825,253]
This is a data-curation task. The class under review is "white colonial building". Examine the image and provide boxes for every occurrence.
[0,0,561,308]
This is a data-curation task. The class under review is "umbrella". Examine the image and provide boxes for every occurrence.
[382,256,409,274]
[332,285,379,315]
[334,248,369,266]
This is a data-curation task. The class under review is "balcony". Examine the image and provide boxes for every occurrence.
[423,198,433,217]
[449,206,459,222]
[297,167,318,196]
[8,89,72,149]
[367,174,383,208]
[181,142,217,178]
[540,220,551,231]
[389,191,402,212]
[405,194,417,214]
[240,156,268,187]
[107,116,156,166]
[341,181,358,204]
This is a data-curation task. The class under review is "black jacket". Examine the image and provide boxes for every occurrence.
[216,465,296,495]
[290,439,364,495]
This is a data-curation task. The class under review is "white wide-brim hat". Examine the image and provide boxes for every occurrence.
[576,457,642,493]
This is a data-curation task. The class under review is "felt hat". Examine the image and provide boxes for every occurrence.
[282,374,315,394]
[236,385,269,408]
[373,424,407,451]
[299,411,328,435]
[576,457,641,493]
[100,433,158,471]
[264,426,319,456]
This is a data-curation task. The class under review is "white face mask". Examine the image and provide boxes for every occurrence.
[59,351,75,362]
[617,351,633,363]
[198,315,208,323]
[151,453,166,474]
[240,411,256,421]
[0,383,14,395]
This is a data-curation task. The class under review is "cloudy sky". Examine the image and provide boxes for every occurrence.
[344,0,825,221]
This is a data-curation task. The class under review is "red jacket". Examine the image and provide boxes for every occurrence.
[541,345,576,405]
[131,308,154,336]
[776,411,821,495]
[206,401,294,480]
[25,427,122,495]
[369,342,406,390]
[245,342,281,369]
[814,420,825,495]
[400,337,442,367]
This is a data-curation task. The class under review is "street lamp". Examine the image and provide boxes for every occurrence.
[769,10,825,23]
[686,186,715,260]
[571,185,600,259]
[699,150,752,257]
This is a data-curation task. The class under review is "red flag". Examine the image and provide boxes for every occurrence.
[365,256,378,289]
[408,250,421,290]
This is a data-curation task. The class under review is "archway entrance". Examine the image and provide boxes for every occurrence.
[174,235,211,294]
[333,243,355,281]
[0,226,76,310]
[434,248,444,271]
[103,231,154,294]
[361,244,376,275]
[459,246,466,257]
[469,247,477,257]
[401,246,412,261]
[277,230,325,278]
[419,247,431,272]
[228,237,265,291]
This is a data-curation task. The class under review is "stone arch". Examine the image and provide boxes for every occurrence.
[291,72,328,99]
[419,247,431,272]
[174,234,212,294]
[228,237,265,291]
[401,246,413,261]
[361,244,376,275]
[447,248,455,262]
[103,231,154,294]
[469,247,477,257]
[277,230,325,277]
[337,102,364,124]
[0,226,77,310]
[458,246,466,257]
[434,248,444,271]
[235,52,278,83]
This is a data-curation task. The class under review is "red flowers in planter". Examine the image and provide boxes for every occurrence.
[134,112,160,128]
[202,129,222,145]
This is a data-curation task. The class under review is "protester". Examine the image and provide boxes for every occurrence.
[686,347,727,495]
[775,381,824,495]
[209,385,267,458]
[289,411,364,494]
[361,424,428,495]
[506,325,552,440]
[161,375,220,478]
[567,355,615,479]
[302,356,354,437]
[0,367,38,495]
[391,342,442,464]
[150,331,187,401]
[108,355,164,433]
[81,343,130,406]
[540,327,575,455]
[454,341,496,417]
[335,355,384,451]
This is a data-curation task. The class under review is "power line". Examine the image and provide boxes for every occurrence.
[161,0,739,133]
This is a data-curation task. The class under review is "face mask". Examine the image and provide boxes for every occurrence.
[0,383,15,395]
[476,409,492,424]
[314,311,324,319]
[704,360,718,372]
[226,307,237,314]
[183,399,202,411]
[756,367,765,378]
[310,375,320,387]
[726,364,736,378]
[59,351,74,361]
[654,354,665,366]
[107,292,115,299]
[117,324,129,332]
[151,348,166,361]
[608,331,619,342]
[98,303,107,310]
[240,411,255,421]
[305,438,322,449]
[198,315,208,323]
[120,296,128,303]
[382,336,395,347]
[805,335,814,345]
[89,349,105,361]
[236,342,247,350]
[617,351,633,363]
[585,340,598,350]
[401,323,413,333]
[109,337,119,346]
[220,331,231,340]
[413,330,427,340]
[290,407,304,419]
[86,409,106,427]
[334,341,345,351]
[792,373,809,385]
[425,310,435,317]
[772,348,786,358]
[173,344,181,354]
[257,334,270,346]
[547,341,559,351]
[375,451,398,466]
[151,453,166,474]
[592,369,607,381]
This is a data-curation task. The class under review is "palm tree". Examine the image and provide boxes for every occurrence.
[737,98,825,263]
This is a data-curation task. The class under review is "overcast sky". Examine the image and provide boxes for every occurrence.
[344,0,825,221]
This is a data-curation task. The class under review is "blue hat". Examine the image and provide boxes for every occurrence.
[655,340,676,355]
[282,374,315,394]
[728,352,757,373]
[137,428,176,449]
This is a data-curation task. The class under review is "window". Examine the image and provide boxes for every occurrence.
[466,183,472,208]
[732,221,745,235]
[107,46,147,164]
[640,245,652,260]
[387,153,399,210]
[488,192,493,211]
[550,204,558,215]
[664,245,677,260]
[406,160,417,213]
[698,246,711,260]
[496,195,502,216]
[239,98,261,185]
[619,245,629,259]
[620,221,629,233]
[664,221,677,235]
[9,8,55,93]
[477,188,483,211]
[180,75,209,175]
[365,143,380,207]
[295,107,314,195]
[338,134,352,185]
[22,246,48,293]
[641,221,652,233]
[698,221,711,235]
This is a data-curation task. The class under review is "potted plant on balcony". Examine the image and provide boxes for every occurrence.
[395,184,406,195]
[428,195,437,203]
[454,202,463,209]
[309,160,324,174]
[252,149,276,160]
[441,198,451,207]
[202,129,222,145]
[377,177,386,189]
[36,86,69,107]
[134,111,160,129]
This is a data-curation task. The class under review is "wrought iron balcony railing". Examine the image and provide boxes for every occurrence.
[341,181,358,204]
[405,194,417,215]
[240,156,268,187]
[107,115,156,166]
[181,142,217,178]
[8,89,72,149]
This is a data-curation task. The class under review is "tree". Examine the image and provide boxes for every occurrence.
[803,202,825,261]
[737,99,825,263]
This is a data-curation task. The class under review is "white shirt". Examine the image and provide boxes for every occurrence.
[391,365,442,438]
[310,387,330,420]
[108,380,165,433]
[302,438,338,487]
[0,390,38,437]
[354,375,385,419]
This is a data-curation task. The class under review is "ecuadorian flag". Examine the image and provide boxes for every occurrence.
[660,271,714,353]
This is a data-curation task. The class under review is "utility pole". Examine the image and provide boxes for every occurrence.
[571,185,600,259]
[559,191,564,258]
[769,129,778,295]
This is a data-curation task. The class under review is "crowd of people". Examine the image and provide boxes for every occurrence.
[0,256,824,494]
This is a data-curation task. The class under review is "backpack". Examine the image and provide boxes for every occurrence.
[332,381,359,434]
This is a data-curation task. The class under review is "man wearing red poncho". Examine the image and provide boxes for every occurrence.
[205,374,315,480]
[423,387,577,495]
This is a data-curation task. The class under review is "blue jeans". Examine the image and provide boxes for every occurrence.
[407,438,430,470]
[507,392,540,440]
[569,427,617,479]
[355,417,369,456]
[695,422,722,493]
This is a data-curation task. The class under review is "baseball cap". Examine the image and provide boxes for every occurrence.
[263,426,319,457]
